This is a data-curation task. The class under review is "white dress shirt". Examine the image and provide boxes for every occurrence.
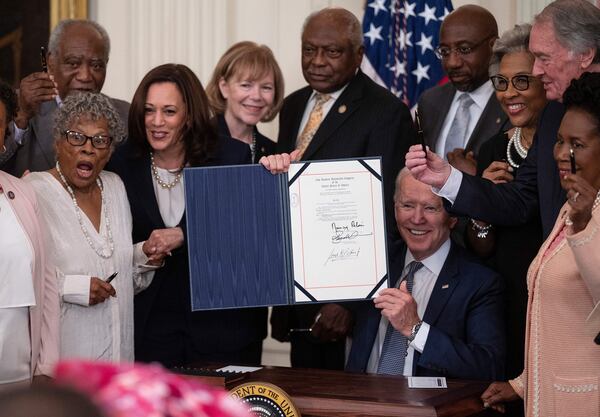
[0,193,36,383]
[434,166,464,204]
[25,171,154,362]
[435,81,494,156]
[152,166,185,228]
[366,239,451,375]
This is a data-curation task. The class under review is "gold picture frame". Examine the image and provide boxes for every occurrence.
[50,0,88,30]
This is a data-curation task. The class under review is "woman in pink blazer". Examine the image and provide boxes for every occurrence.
[0,80,59,388]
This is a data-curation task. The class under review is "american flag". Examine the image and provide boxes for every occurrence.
[361,0,453,109]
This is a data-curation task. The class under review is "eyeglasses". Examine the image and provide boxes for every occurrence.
[434,36,495,60]
[63,130,113,149]
[490,74,536,92]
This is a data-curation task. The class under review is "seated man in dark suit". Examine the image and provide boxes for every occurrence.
[0,19,129,176]
[271,7,416,370]
[346,168,505,380]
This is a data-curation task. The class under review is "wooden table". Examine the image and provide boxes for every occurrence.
[224,366,497,417]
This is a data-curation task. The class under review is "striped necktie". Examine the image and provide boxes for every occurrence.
[377,261,424,375]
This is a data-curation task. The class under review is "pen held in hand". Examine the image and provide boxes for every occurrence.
[414,110,427,154]
[569,148,577,174]
[105,272,118,283]
[40,46,48,73]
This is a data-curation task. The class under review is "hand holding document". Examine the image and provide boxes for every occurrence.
[185,157,389,310]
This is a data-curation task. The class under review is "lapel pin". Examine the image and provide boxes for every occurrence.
[7,191,15,200]
[338,104,347,114]
[496,117,501,124]
[441,284,449,289]
[260,146,265,153]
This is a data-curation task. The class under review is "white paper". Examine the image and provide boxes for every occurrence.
[408,376,447,389]
[288,159,388,302]
[217,365,262,373]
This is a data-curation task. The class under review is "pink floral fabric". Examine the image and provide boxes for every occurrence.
[54,361,251,417]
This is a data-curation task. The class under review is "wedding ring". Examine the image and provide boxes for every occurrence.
[573,192,580,203]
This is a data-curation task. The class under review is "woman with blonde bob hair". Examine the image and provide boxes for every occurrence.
[206,41,284,163]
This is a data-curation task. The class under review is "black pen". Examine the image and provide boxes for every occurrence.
[414,110,427,154]
[40,46,48,73]
[105,272,118,283]
[569,148,577,174]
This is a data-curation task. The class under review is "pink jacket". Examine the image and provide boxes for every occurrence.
[0,171,59,377]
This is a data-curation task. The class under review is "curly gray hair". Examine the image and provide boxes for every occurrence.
[489,23,532,76]
[48,19,110,62]
[53,92,125,145]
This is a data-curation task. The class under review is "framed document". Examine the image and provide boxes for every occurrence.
[185,158,389,311]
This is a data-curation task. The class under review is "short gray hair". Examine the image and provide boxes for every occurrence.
[302,8,363,52]
[535,0,600,63]
[48,19,111,62]
[489,23,532,76]
[54,92,125,145]
[393,167,412,202]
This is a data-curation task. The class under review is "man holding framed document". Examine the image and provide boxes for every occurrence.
[346,169,505,380]
[271,7,416,370]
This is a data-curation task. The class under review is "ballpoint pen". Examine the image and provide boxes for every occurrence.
[105,272,118,283]
[414,110,427,154]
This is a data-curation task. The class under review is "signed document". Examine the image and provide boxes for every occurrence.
[288,159,388,302]
[184,158,389,311]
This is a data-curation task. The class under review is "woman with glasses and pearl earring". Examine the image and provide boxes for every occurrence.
[24,92,161,362]
[464,23,547,392]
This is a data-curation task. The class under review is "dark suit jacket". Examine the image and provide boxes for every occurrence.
[216,113,276,163]
[272,71,417,347]
[451,101,566,239]
[1,96,130,177]
[346,241,505,381]
[108,137,267,362]
[418,82,509,156]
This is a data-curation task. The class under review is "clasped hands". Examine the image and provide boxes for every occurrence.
[374,280,420,336]
[142,227,184,263]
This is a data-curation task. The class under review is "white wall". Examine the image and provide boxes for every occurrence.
[90,0,552,140]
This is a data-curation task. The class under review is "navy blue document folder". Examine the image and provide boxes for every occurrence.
[184,159,388,311]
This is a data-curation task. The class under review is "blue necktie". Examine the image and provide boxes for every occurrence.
[377,261,424,375]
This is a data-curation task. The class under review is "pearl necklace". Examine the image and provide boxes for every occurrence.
[150,152,183,189]
[594,191,600,210]
[55,161,114,259]
[506,127,528,169]
[250,130,257,163]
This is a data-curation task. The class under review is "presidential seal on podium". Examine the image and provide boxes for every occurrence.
[230,382,301,417]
